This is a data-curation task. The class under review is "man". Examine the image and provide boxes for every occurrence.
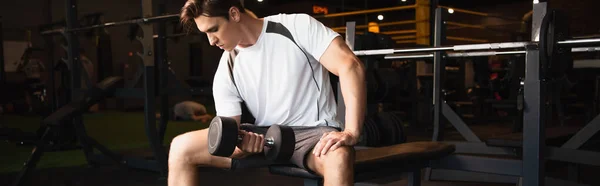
[18,56,45,113]
[156,101,213,123]
[169,0,366,186]
[79,49,98,112]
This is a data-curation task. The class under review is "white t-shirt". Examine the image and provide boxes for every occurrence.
[212,13,341,128]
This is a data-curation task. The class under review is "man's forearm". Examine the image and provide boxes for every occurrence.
[338,60,366,139]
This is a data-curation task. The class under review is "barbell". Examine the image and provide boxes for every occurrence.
[352,11,600,78]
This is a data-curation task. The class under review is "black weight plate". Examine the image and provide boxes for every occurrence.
[366,116,375,146]
[358,118,369,146]
[365,116,374,146]
[388,112,400,144]
[382,112,399,146]
[370,116,382,147]
[207,116,239,157]
[384,112,401,144]
[540,9,572,78]
[376,112,394,146]
[369,116,379,146]
[265,125,295,162]
[390,113,407,144]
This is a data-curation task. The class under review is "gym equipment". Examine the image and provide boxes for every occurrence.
[357,112,406,147]
[539,9,573,79]
[41,14,179,35]
[207,116,295,162]
[11,76,122,186]
[335,4,600,185]
[40,0,216,177]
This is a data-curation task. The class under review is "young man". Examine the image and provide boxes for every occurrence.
[170,0,366,186]
[156,101,213,123]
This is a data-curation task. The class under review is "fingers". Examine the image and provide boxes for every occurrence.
[239,130,250,150]
[312,132,330,157]
[320,139,336,156]
[239,131,264,154]
[254,133,264,153]
[329,141,342,152]
[240,131,255,152]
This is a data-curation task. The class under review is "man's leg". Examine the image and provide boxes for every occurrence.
[168,128,233,186]
[168,125,271,186]
[306,146,355,186]
[289,126,355,186]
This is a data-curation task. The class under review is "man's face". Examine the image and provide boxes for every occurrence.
[195,15,240,51]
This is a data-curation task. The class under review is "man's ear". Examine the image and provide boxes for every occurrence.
[229,6,241,22]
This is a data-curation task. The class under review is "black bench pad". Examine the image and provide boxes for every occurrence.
[269,141,455,180]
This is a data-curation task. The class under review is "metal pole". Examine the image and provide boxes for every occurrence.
[383,46,598,60]
[432,7,444,141]
[0,16,5,85]
[140,0,168,177]
[558,38,600,45]
[522,2,547,185]
[430,0,439,46]
[64,0,97,166]
[156,0,170,147]
[40,14,179,35]
[531,2,547,42]
[354,37,600,56]
[522,45,545,186]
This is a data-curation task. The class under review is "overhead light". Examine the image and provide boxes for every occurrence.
[377,15,384,21]
[448,8,454,14]
[533,0,539,4]
[257,0,263,2]
[401,0,407,2]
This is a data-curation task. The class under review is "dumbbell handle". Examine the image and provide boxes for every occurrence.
[237,135,275,147]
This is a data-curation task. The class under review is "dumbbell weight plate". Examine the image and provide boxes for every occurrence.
[264,125,295,162]
[208,117,239,157]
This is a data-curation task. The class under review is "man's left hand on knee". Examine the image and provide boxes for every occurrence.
[312,131,358,157]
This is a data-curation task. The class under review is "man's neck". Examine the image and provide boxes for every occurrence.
[237,15,264,48]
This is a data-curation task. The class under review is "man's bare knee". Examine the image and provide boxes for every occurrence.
[323,146,354,165]
[169,130,209,165]
[308,146,355,176]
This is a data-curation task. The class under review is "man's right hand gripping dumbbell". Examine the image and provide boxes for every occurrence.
[207,116,295,162]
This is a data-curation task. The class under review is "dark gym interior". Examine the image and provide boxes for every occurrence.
[1,0,600,186]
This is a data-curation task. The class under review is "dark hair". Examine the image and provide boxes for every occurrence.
[180,0,246,33]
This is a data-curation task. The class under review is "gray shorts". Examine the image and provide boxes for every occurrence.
[229,124,341,173]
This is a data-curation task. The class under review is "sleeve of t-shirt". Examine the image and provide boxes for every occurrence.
[292,14,341,61]
[212,51,242,117]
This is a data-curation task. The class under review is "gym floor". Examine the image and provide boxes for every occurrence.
[0,111,598,186]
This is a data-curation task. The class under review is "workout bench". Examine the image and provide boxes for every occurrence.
[269,141,455,186]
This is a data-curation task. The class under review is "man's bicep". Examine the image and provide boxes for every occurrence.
[319,36,362,76]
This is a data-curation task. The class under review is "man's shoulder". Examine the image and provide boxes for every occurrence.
[263,13,314,24]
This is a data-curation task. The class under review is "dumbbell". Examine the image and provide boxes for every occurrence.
[207,116,295,162]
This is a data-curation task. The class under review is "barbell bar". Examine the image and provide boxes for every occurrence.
[383,46,600,60]
[41,14,179,35]
[355,38,600,56]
